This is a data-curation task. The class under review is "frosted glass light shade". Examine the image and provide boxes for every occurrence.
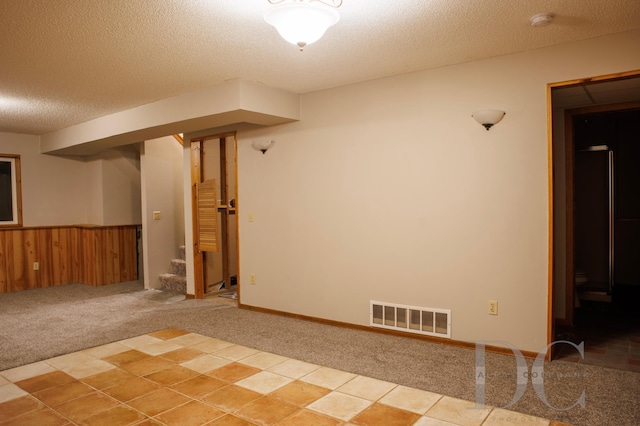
[252,140,275,154]
[472,109,506,130]
[264,2,339,49]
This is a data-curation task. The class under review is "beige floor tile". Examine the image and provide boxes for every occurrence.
[350,402,421,425]
[47,351,97,370]
[180,354,231,373]
[425,396,492,426]
[82,342,131,359]
[136,340,184,356]
[154,399,225,426]
[202,384,262,412]
[168,332,214,347]
[270,380,331,406]
[1,361,56,382]
[307,391,372,421]
[207,362,261,383]
[235,395,300,425]
[214,344,261,361]
[0,383,29,403]
[482,408,550,426]
[235,370,293,394]
[413,416,458,425]
[268,359,321,379]
[300,366,357,390]
[63,358,115,379]
[337,375,397,401]
[189,337,236,353]
[120,334,163,349]
[238,351,289,370]
[379,385,442,414]
[0,375,8,385]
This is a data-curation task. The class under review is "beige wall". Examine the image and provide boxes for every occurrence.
[140,136,185,289]
[235,29,640,353]
[0,132,88,225]
[84,147,142,226]
[0,132,142,227]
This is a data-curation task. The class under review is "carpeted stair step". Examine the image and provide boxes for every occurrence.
[159,273,186,293]
[170,259,186,276]
[178,246,186,261]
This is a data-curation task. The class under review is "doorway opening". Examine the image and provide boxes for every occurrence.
[190,132,239,300]
[550,71,640,369]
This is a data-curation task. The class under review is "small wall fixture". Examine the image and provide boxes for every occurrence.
[264,0,342,50]
[252,140,276,154]
[472,109,506,131]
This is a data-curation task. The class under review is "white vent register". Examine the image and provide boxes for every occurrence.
[370,301,451,338]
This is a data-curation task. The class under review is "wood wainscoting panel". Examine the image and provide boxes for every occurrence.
[0,225,138,293]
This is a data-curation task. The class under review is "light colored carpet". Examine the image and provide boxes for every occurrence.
[1,281,639,425]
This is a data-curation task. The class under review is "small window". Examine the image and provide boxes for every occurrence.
[0,155,22,227]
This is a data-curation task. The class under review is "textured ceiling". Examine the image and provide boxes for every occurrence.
[1,0,640,135]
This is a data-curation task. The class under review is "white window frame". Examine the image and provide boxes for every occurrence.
[0,154,22,227]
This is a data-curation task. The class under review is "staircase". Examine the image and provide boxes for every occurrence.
[159,246,186,293]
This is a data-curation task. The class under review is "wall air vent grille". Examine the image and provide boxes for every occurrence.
[370,300,451,338]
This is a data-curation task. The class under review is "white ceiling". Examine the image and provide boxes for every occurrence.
[1,0,640,135]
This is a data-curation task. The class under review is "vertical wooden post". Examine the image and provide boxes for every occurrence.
[220,137,230,292]
[191,140,205,299]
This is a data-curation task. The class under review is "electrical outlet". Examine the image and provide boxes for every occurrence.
[488,300,498,315]
[33,262,39,271]
[250,273,256,285]
[248,212,255,222]
[153,211,162,220]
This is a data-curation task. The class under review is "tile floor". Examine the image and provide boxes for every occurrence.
[554,301,640,372]
[0,328,564,426]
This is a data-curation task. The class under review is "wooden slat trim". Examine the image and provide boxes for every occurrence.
[0,225,138,293]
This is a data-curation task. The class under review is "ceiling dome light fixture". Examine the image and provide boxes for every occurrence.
[264,0,342,50]
[530,13,554,27]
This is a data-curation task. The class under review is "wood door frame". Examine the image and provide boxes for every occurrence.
[547,69,640,340]
[190,131,239,299]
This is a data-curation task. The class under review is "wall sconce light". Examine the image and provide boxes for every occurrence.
[252,140,276,154]
[264,0,342,50]
[472,109,506,131]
